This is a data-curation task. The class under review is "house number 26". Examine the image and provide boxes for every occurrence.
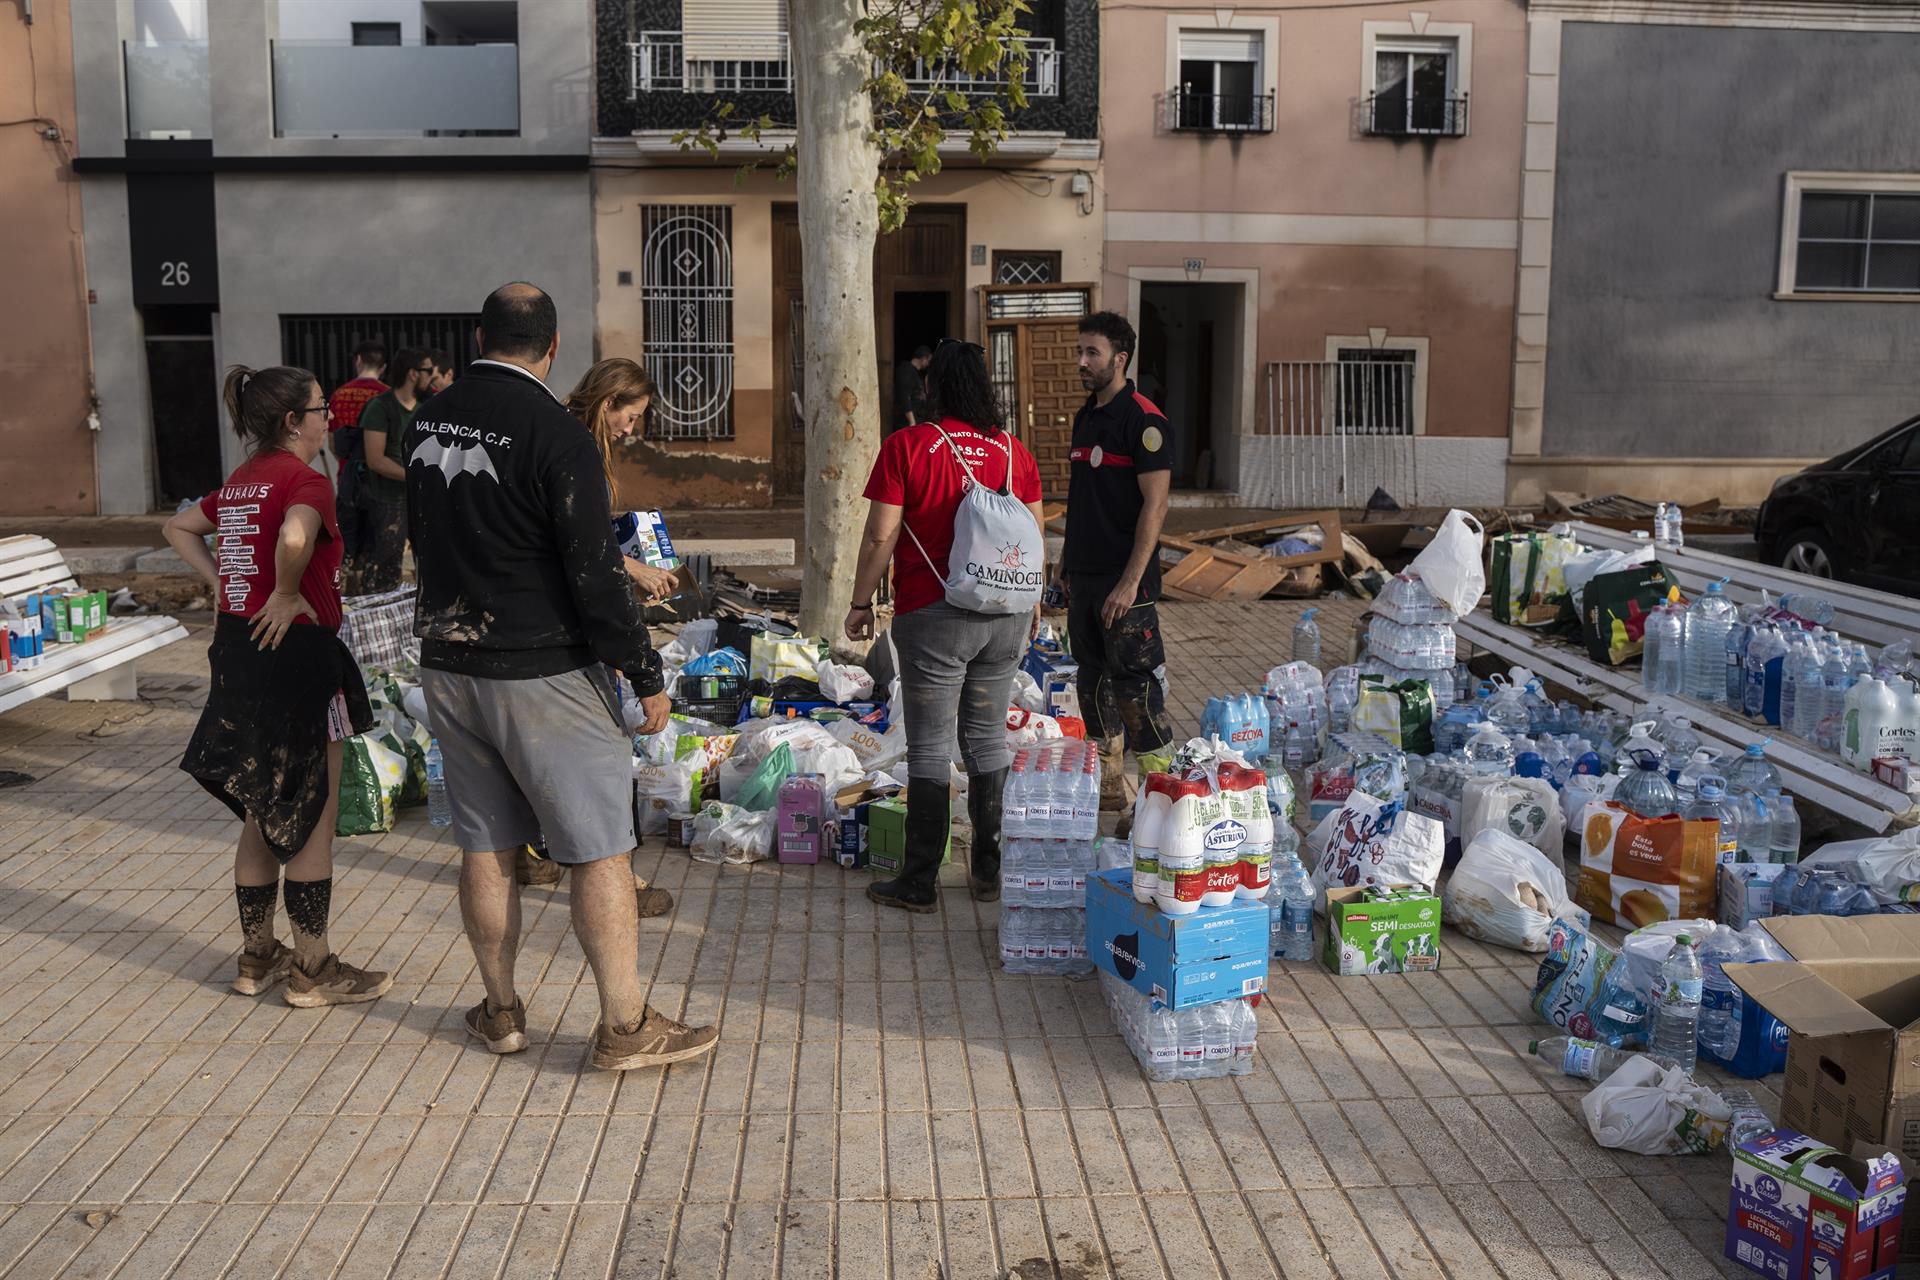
[160,261,191,286]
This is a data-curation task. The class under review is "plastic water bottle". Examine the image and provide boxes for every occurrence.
[1229,1000,1257,1076]
[1685,778,1738,865]
[1649,934,1703,1076]
[1725,741,1781,797]
[1768,793,1801,865]
[1685,581,1736,704]
[1529,1035,1680,1081]
[1271,854,1315,963]
[1719,1087,1774,1146]
[1642,602,1685,696]
[1697,928,1746,1062]
[1744,624,1788,724]
[1292,609,1322,670]
[426,739,453,827]
[1724,612,1752,708]
[1782,634,1824,741]
[1617,727,1677,817]
[1464,723,1515,776]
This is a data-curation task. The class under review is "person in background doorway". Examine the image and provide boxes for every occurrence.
[1058,310,1176,826]
[165,364,390,1008]
[893,344,932,434]
[326,341,387,592]
[357,346,432,594]
[410,282,717,1071]
[426,349,456,395]
[846,339,1045,912]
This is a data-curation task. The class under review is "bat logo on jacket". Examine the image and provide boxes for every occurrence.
[410,435,498,484]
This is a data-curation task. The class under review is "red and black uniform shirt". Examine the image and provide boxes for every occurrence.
[1062,380,1172,597]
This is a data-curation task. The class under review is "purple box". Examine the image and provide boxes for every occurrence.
[777,773,827,865]
[1725,1129,1906,1280]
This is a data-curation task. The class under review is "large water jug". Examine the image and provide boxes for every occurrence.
[1484,678,1530,738]
[1463,724,1515,776]
[1616,724,1677,817]
[1685,581,1737,704]
[1642,601,1685,696]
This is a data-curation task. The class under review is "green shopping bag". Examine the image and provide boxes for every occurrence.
[1352,675,1436,755]
[337,733,408,835]
[1579,564,1681,666]
[736,743,795,812]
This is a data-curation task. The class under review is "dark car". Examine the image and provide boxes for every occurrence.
[1755,414,1920,594]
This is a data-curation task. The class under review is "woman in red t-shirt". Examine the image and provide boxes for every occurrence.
[164,365,389,1009]
[846,340,1046,914]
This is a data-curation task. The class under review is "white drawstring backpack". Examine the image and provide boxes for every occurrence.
[899,424,1044,616]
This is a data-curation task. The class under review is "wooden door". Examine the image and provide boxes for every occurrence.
[978,284,1096,495]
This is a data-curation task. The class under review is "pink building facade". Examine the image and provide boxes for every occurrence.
[1100,1,1526,507]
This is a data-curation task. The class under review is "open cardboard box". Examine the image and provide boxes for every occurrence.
[1727,915,1920,1256]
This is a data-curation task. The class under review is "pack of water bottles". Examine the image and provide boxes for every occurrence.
[1263,662,1328,751]
[999,740,1100,976]
[1364,617,1458,671]
[1098,970,1258,1082]
[1198,693,1271,763]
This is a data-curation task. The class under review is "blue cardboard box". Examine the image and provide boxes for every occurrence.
[1084,868,1268,1008]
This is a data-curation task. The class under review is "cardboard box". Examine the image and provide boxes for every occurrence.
[865,796,950,876]
[1725,1129,1906,1280]
[1721,863,1794,930]
[1323,884,1442,975]
[1726,917,1920,1193]
[835,803,871,870]
[1084,868,1268,1008]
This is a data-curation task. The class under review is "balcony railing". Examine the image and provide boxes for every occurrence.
[629,32,1057,99]
[1164,90,1275,134]
[124,41,212,140]
[270,42,520,138]
[1362,93,1468,138]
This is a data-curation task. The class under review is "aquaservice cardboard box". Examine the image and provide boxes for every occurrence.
[1726,915,1920,1258]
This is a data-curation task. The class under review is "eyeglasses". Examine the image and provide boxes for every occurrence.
[300,405,330,418]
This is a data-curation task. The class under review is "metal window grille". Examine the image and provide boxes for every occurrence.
[630,33,792,96]
[787,293,806,434]
[987,327,1018,418]
[279,313,479,392]
[1263,357,1419,508]
[995,253,1057,285]
[642,204,735,441]
[986,287,1090,320]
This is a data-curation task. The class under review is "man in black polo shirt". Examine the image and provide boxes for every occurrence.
[1058,310,1176,818]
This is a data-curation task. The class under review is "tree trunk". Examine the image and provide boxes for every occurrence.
[789,0,883,648]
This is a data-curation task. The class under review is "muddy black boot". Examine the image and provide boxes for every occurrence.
[967,767,1007,901]
[867,778,949,914]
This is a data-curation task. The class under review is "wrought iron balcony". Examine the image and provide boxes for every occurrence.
[1163,90,1275,134]
[1361,92,1468,138]
[629,32,1058,99]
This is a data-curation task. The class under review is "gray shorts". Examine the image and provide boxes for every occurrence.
[420,664,635,864]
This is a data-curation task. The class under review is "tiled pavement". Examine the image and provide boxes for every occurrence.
[0,603,1776,1279]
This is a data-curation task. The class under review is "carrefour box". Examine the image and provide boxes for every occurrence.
[1084,868,1267,1009]
[1725,1129,1906,1280]
[1721,863,1793,931]
[1324,884,1442,975]
[865,796,949,875]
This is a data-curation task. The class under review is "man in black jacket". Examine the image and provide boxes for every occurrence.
[408,282,718,1071]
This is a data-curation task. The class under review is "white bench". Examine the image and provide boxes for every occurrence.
[1454,522,1920,832]
[0,535,189,714]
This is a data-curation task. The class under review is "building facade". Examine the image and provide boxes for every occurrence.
[1100,0,1527,508]
[1,0,96,515]
[68,0,595,514]
[1509,0,1920,505]
[592,0,1103,506]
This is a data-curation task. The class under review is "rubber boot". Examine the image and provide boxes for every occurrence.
[967,767,1008,901]
[867,778,949,913]
[1095,736,1128,812]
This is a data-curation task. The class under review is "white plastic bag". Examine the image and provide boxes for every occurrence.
[1619,920,1721,1006]
[1005,707,1063,747]
[1310,792,1444,912]
[1803,827,1920,906]
[786,739,864,795]
[1444,829,1581,952]
[827,716,907,773]
[816,659,876,704]
[1559,771,1618,833]
[1460,774,1565,858]
[689,801,777,865]
[1010,670,1046,714]
[1405,510,1487,620]
[633,756,704,835]
[736,718,839,765]
[1580,1055,1731,1155]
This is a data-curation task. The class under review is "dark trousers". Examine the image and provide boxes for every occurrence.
[336,457,368,563]
[361,489,407,594]
[1066,575,1173,753]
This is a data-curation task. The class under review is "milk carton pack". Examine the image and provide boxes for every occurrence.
[1725,1129,1906,1280]
[1324,884,1442,975]
[615,509,679,568]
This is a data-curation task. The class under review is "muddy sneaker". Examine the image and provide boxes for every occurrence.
[284,954,393,1008]
[515,845,564,887]
[464,997,529,1054]
[231,941,293,996]
[634,877,674,919]
[590,1006,719,1071]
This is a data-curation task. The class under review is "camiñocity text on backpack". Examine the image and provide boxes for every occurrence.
[900,425,1045,615]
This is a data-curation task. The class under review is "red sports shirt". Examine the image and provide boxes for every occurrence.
[199,450,345,632]
[863,418,1043,614]
[326,376,386,431]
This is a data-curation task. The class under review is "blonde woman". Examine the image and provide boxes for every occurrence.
[563,358,678,604]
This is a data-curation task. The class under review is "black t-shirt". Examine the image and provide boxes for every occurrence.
[1062,379,1173,595]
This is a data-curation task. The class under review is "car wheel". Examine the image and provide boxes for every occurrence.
[1776,527,1837,579]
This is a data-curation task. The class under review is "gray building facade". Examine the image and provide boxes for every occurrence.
[70,0,596,513]
[1538,18,1920,468]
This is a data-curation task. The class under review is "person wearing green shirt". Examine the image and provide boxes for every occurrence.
[358,346,433,594]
